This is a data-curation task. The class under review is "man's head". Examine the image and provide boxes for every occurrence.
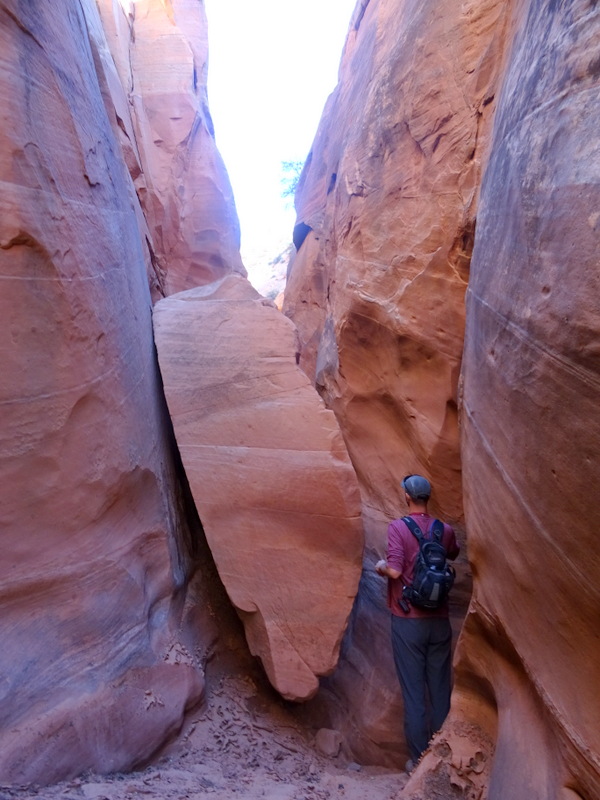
[401,474,431,504]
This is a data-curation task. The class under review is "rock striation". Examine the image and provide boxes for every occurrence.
[283,0,510,765]
[153,274,364,702]
[0,0,237,785]
[91,0,245,298]
[444,3,600,799]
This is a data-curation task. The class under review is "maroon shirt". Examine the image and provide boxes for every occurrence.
[386,512,459,618]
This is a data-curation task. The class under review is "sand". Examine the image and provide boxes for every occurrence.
[4,667,409,800]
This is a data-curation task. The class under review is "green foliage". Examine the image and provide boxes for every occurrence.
[280,160,304,200]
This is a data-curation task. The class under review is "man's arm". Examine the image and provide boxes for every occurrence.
[375,559,401,580]
[376,519,406,580]
[444,523,460,560]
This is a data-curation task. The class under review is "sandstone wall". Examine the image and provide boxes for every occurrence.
[4,0,599,792]
[92,0,245,298]
[0,0,238,784]
[286,0,600,794]
[440,2,600,798]
[284,0,511,532]
[284,0,511,766]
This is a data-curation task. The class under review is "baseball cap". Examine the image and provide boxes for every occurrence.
[401,474,431,500]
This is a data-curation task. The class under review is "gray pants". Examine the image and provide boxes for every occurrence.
[391,615,452,761]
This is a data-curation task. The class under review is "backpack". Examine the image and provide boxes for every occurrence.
[400,517,455,611]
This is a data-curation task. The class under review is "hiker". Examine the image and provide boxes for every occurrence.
[375,474,460,772]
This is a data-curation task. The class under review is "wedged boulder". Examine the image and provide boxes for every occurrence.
[153,274,364,701]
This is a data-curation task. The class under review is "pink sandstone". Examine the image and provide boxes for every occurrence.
[284,0,510,767]
[93,0,245,298]
[0,0,234,785]
[442,2,600,798]
[284,0,510,530]
[2,0,599,794]
[152,274,364,701]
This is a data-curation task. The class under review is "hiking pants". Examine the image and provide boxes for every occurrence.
[391,615,452,762]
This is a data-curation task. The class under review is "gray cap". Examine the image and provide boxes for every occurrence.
[401,474,431,500]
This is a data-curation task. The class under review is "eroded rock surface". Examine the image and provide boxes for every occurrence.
[0,0,234,785]
[92,0,245,298]
[284,0,511,530]
[284,0,510,765]
[447,2,600,798]
[153,274,364,702]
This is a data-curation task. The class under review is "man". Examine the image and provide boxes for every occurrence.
[376,474,459,771]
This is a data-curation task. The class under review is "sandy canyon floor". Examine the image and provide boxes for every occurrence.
[4,665,409,800]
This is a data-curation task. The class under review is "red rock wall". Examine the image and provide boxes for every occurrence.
[287,0,600,794]
[92,0,245,298]
[284,0,511,766]
[285,0,511,533]
[442,2,600,798]
[0,0,236,785]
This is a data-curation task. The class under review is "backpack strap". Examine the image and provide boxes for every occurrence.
[401,515,425,542]
[430,519,444,543]
[402,516,444,544]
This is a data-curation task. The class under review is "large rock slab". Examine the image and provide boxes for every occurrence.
[153,274,364,701]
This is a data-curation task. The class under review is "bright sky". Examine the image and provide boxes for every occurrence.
[204,0,357,285]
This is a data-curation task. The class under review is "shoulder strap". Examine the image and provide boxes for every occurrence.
[401,515,424,542]
[430,519,444,543]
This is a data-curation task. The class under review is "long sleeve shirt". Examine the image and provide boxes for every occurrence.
[386,512,459,619]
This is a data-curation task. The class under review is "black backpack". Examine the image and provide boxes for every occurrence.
[400,517,455,611]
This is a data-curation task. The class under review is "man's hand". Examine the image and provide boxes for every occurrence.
[375,559,402,580]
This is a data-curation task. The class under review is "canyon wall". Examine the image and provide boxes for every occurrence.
[3,0,600,794]
[0,0,363,786]
[287,0,600,797]
[0,0,241,784]
[284,0,511,531]
[285,0,511,767]
[91,0,245,298]
[444,2,600,799]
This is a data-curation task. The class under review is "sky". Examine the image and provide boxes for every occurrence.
[204,0,358,286]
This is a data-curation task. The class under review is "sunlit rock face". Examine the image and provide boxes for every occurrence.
[153,274,364,702]
[93,0,244,298]
[292,0,600,792]
[436,3,600,799]
[284,0,510,765]
[0,0,231,785]
[285,0,511,530]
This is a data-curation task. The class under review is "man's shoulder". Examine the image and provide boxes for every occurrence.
[389,515,411,529]
[388,514,455,537]
[402,515,455,539]
[388,516,412,539]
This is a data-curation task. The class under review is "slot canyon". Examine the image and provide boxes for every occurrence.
[0,1,598,799]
